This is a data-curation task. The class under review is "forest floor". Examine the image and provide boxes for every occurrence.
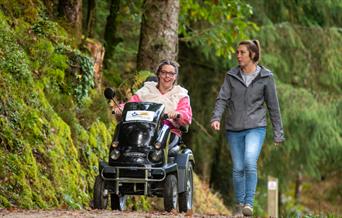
[301,173,342,215]
[0,209,233,218]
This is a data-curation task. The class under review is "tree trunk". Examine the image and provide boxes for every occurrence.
[137,0,179,72]
[103,0,121,69]
[58,0,83,42]
[85,0,96,38]
[84,38,105,89]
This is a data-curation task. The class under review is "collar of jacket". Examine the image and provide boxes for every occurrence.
[227,65,273,84]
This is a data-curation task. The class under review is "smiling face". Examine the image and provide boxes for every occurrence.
[158,64,177,92]
[236,44,255,68]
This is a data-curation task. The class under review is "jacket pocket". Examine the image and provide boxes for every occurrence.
[227,100,234,115]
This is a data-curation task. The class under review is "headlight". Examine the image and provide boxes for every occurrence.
[110,149,120,160]
[149,150,162,162]
[154,142,162,149]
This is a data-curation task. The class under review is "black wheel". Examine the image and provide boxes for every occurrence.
[111,194,127,211]
[179,162,193,213]
[163,174,178,212]
[93,175,109,209]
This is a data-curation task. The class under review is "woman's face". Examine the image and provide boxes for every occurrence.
[158,64,177,90]
[236,44,254,68]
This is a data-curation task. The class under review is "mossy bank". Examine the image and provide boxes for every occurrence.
[0,3,113,208]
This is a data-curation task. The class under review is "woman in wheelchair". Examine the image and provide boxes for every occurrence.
[112,59,192,146]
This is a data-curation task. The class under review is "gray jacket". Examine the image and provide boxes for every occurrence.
[211,66,285,142]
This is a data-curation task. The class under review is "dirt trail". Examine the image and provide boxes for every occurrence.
[0,209,232,218]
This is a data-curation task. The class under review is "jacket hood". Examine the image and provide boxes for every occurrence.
[135,81,189,113]
[228,65,273,78]
[141,81,188,97]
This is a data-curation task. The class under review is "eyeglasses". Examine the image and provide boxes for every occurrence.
[159,70,177,77]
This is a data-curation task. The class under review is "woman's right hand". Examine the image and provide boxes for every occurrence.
[113,107,122,116]
[211,121,220,131]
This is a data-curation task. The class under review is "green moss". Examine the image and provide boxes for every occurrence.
[31,17,67,39]
[0,195,11,207]
[0,2,113,209]
[87,121,111,169]
[0,0,40,23]
[0,12,32,82]
[76,89,112,129]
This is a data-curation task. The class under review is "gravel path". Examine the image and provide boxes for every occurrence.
[0,209,232,218]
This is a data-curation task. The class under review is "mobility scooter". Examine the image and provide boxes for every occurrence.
[93,88,194,212]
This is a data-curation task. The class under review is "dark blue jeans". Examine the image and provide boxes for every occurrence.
[226,127,266,206]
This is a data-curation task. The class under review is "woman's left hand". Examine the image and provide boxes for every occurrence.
[167,111,180,119]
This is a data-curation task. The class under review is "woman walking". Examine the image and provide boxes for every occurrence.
[210,40,285,216]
